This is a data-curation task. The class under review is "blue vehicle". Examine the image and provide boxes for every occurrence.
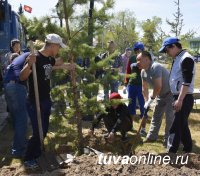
[0,0,26,85]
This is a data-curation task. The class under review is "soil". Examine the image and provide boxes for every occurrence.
[0,128,200,176]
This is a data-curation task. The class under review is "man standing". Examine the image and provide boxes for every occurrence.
[125,42,145,134]
[20,34,75,167]
[101,41,122,100]
[159,37,195,153]
[120,48,132,94]
[136,51,174,147]
[3,52,32,158]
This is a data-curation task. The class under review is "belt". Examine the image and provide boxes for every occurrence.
[9,80,17,84]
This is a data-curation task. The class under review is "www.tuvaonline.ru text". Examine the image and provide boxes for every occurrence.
[98,153,188,165]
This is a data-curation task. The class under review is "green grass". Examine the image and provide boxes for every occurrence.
[194,63,200,88]
[132,109,200,154]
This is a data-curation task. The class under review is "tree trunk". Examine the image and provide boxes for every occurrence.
[69,55,84,154]
[63,0,71,40]
[88,0,94,46]
[62,0,84,154]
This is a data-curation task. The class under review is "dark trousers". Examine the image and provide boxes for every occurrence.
[103,115,132,136]
[24,98,52,161]
[168,94,193,153]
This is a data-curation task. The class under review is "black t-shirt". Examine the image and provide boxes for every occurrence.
[28,51,55,102]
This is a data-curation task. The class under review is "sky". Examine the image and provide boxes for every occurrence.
[8,0,200,36]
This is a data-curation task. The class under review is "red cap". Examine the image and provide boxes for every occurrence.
[109,92,122,100]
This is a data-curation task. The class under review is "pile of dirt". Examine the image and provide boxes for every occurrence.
[1,128,200,175]
[0,153,200,176]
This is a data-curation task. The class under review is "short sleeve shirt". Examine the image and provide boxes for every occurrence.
[28,51,55,101]
[141,62,170,97]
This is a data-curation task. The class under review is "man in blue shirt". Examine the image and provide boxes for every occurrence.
[4,52,32,158]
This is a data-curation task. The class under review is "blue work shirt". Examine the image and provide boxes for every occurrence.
[4,52,30,85]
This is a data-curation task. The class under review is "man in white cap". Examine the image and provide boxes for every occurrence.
[20,33,75,168]
[159,37,195,153]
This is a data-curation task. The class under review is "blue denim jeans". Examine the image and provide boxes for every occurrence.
[24,98,52,161]
[128,85,145,117]
[4,82,28,157]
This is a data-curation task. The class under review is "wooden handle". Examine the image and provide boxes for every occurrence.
[29,41,44,149]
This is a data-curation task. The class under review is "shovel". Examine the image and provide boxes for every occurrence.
[29,41,60,171]
[129,107,149,155]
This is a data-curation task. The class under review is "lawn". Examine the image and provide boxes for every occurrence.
[194,63,200,88]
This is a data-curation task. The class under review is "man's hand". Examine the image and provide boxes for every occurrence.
[107,132,115,143]
[27,54,36,68]
[144,97,154,109]
[123,86,127,94]
[88,129,94,136]
[130,63,137,68]
[173,99,183,112]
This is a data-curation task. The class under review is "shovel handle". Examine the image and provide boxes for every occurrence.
[137,107,149,135]
[29,41,44,149]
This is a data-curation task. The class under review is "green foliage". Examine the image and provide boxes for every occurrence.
[140,17,162,52]
[20,15,65,41]
[107,10,138,52]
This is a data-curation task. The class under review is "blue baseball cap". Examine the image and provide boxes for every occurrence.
[159,37,180,53]
[125,47,132,51]
[133,42,144,50]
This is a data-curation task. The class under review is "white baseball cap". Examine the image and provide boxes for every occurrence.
[45,33,67,48]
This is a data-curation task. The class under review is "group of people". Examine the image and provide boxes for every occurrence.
[1,35,195,168]
[89,37,195,155]
[2,34,75,168]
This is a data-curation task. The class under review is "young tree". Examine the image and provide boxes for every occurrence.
[166,0,183,37]
[59,0,114,154]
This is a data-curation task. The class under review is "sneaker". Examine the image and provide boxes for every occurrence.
[103,133,109,139]
[24,159,39,169]
[140,128,147,137]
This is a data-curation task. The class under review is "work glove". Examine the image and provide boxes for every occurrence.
[123,86,127,94]
[144,97,154,109]
[130,62,137,68]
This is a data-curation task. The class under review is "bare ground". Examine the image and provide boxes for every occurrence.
[0,128,200,176]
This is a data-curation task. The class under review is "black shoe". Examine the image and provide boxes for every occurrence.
[121,134,129,142]
[24,159,39,169]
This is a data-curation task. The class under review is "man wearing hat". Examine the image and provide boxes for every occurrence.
[88,92,132,143]
[20,33,75,167]
[159,37,195,153]
[125,42,145,135]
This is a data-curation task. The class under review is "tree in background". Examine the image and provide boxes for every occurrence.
[107,10,138,52]
[165,0,195,50]
[166,0,183,37]
[140,17,162,52]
